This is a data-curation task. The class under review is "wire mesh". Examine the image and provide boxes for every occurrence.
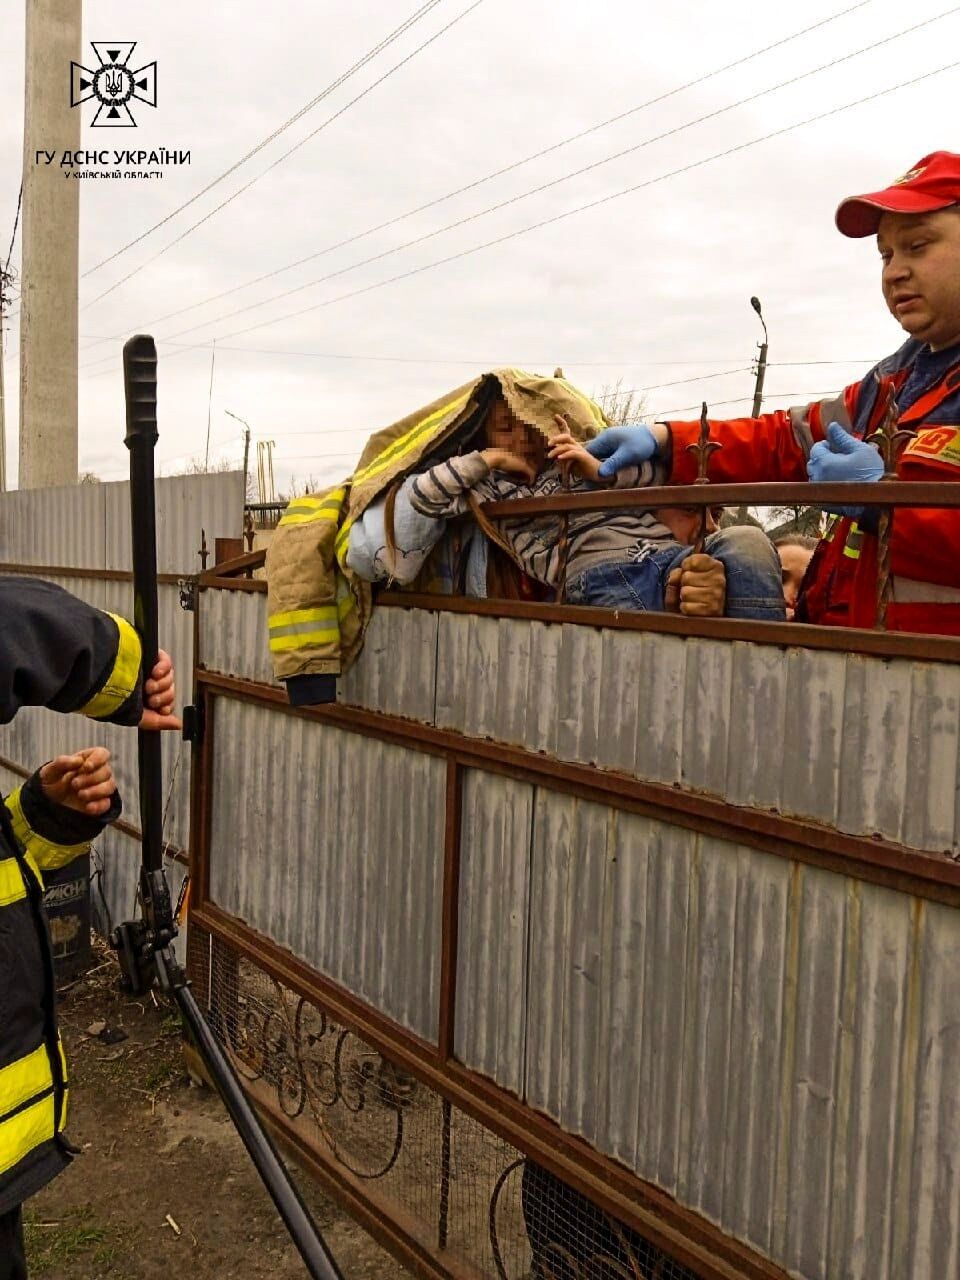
[189,923,704,1280]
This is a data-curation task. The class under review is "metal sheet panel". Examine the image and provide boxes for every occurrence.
[200,585,277,686]
[104,471,244,573]
[338,604,438,723]
[906,900,960,1279]
[0,484,106,567]
[454,770,533,1094]
[206,698,444,1043]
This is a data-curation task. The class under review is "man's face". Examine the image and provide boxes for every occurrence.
[484,399,547,474]
[878,208,960,350]
[777,542,815,621]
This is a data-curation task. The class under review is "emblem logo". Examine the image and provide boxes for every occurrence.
[892,164,926,187]
[70,42,157,127]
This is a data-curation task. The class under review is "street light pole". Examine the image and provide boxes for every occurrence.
[224,408,251,503]
[750,295,769,418]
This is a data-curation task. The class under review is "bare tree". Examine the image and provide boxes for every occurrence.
[594,379,648,426]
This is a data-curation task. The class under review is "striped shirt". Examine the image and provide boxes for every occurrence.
[409,451,674,588]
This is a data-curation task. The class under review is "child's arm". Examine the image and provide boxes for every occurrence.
[409,450,533,519]
[548,416,661,488]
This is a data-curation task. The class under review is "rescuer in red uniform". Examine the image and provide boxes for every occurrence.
[586,151,960,634]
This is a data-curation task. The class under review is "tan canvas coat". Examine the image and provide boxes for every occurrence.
[265,370,606,682]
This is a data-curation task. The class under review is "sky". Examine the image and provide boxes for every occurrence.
[0,0,958,497]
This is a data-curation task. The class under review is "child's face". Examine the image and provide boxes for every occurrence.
[484,399,547,475]
[656,505,724,545]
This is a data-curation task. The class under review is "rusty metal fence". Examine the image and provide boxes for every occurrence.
[188,490,960,1280]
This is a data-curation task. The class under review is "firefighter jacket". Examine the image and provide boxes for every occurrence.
[0,576,141,1216]
[668,338,960,633]
[265,370,606,703]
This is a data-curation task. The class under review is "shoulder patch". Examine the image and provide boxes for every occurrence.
[903,426,960,467]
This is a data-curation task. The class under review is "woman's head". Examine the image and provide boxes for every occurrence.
[774,534,818,619]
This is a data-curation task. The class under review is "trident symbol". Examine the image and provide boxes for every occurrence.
[104,68,124,98]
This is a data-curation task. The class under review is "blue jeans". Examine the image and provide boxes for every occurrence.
[566,526,786,621]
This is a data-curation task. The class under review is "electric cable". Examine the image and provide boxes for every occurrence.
[655,391,835,416]
[145,8,960,346]
[80,0,449,278]
[77,0,879,345]
[79,0,486,313]
[100,58,959,360]
[4,184,22,277]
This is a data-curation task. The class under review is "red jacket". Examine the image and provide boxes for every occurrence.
[668,338,960,633]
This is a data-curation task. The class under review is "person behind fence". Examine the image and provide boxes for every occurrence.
[0,576,181,1280]
[774,533,818,621]
[583,150,960,634]
[350,393,785,619]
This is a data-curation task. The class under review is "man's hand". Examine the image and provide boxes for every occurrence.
[584,423,663,479]
[807,422,884,484]
[140,649,182,732]
[548,420,603,482]
[40,747,117,818]
[665,554,726,617]
[481,448,536,483]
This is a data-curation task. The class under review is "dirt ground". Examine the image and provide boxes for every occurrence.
[22,943,409,1279]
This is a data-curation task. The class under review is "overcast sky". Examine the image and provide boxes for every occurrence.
[1,0,957,496]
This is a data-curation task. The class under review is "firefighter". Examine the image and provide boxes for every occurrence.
[0,576,181,1280]
[585,150,960,633]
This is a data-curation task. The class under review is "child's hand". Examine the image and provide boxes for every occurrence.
[547,417,603,482]
[481,449,536,483]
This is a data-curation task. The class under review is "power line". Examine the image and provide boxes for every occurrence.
[79,0,486,313]
[150,9,959,345]
[4,184,22,276]
[656,391,835,416]
[133,58,960,355]
[80,0,448,280]
[78,0,879,345]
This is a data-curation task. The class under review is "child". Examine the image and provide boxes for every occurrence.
[407,395,785,619]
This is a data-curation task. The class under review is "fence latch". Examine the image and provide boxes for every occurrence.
[181,703,204,744]
[178,576,199,612]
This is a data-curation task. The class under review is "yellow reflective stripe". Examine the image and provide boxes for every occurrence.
[268,628,339,653]
[278,500,346,528]
[78,613,142,721]
[352,392,470,487]
[842,544,861,560]
[334,515,355,560]
[0,1092,56,1176]
[0,855,27,907]
[4,788,90,874]
[0,1045,55,1123]
[268,606,339,630]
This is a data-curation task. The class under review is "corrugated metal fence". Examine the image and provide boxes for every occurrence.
[192,586,960,1280]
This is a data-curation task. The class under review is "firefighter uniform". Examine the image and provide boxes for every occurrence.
[0,576,143,1273]
[667,336,960,633]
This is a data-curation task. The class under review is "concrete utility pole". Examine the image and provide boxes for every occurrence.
[0,274,9,492]
[19,0,81,489]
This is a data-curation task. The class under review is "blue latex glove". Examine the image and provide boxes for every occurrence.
[807,421,883,518]
[584,423,657,479]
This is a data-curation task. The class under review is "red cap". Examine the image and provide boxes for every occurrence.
[835,151,960,238]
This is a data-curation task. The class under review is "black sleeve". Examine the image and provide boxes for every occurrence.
[0,576,143,726]
[20,767,123,845]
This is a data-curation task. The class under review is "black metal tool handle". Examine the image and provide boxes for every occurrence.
[121,335,343,1280]
[123,335,163,873]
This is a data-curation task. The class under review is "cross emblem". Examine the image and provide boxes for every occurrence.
[70,42,157,128]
